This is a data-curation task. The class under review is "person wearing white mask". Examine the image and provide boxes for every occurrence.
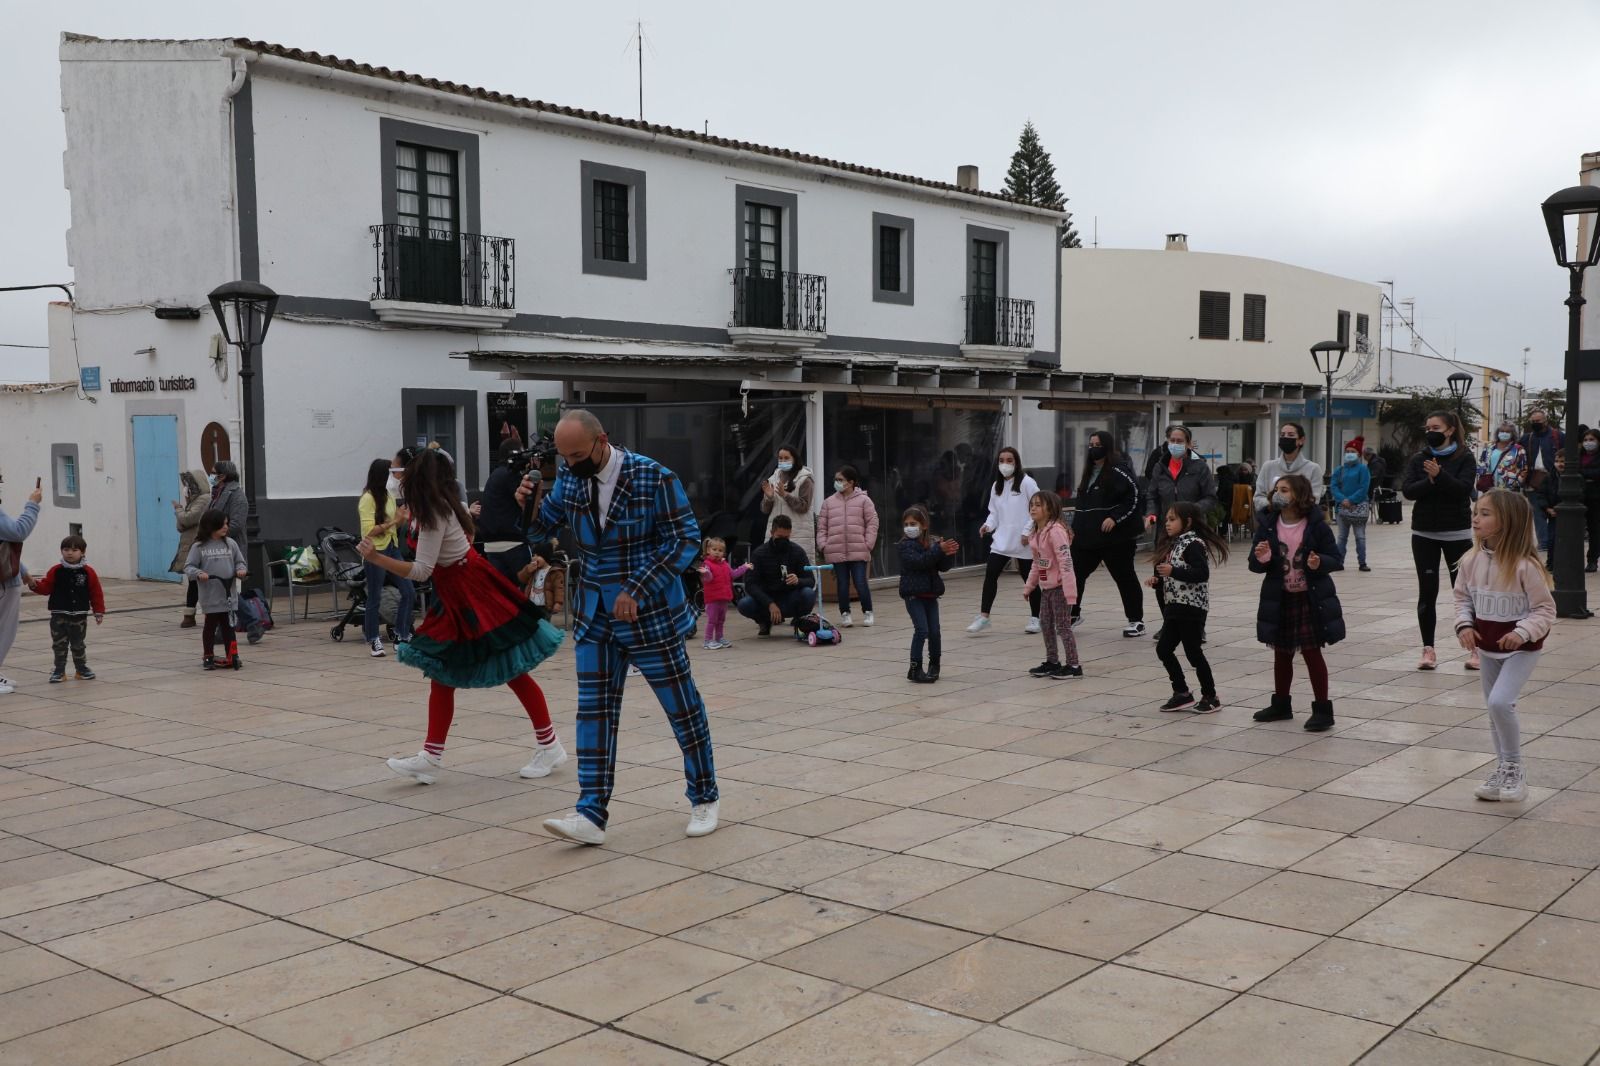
[1477,421,1529,496]
[966,447,1042,635]
[760,444,815,561]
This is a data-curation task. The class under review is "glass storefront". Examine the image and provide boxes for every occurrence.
[1034,404,1156,503]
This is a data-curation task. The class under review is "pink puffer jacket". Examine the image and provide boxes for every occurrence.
[817,489,880,563]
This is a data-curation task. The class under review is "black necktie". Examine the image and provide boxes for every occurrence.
[589,477,602,532]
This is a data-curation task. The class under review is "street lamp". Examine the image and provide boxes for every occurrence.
[208,281,279,589]
[1446,371,1473,435]
[1539,184,1600,618]
[1310,339,1347,499]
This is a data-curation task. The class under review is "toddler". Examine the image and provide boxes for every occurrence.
[28,535,105,682]
[1021,491,1082,679]
[697,537,750,650]
[183,509,248,670]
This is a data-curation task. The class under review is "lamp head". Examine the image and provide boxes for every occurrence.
[207,281,279,349]
[1447,371,1473,402]
[1309,339,1347,375]
[1540,185,1600,269]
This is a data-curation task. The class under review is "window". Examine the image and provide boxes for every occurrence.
[1198,291,1230,339]
[50,444,80,509]
[1337,309,1351,350]
[401,388,480,488]
[59,454,77,498]
[416,405,458,458]
[580,162,648,279]
[1243,293,1266,341]
[378,118,483,305]
[1355,312,1371,353]
[872,213,915,304]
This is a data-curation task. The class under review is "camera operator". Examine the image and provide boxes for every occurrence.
[479,439,536,585]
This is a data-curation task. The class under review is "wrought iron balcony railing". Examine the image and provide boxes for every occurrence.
[963,294,1035,348]
[730,268,827,333]
[371,223,515,309]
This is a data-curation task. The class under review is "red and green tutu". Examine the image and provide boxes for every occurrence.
[397,548,564,688]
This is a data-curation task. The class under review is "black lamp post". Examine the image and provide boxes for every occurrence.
[208,281,279,589]
[1446,371,1473,436]
[1310,339,1347,499]
[1539,184,1600,618]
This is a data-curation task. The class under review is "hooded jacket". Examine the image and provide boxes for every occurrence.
[761,466,816,557]
[169,468,211,573]
[817,487,879,563]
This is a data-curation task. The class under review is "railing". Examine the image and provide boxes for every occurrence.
[729,268,827,333]
[371,223,515,309]
[963,294,1035,348]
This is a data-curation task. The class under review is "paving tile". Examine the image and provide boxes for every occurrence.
[0,864,148,918]
[1358,1029,1549,1065]
[0,997,218,1066]
[1358,805,1508,850]
[1256,791,1402,832]
[0,969,148,1043]
[1182,817,1343,867]
[894,870,1078,934]
[770,913,977,987]
[355,894,566,963]
[1472,819,1600,867]
[919,1026,1123,1066]
[1408,965,1600,1065]
[717,838,889,891]
[1342,892,1536,961]
[101,919,335,993]
[619,962,855,1060]
[803,854,976,910]
[1098,852,1274,909]
[587,872,777,934]
[1002,963,1231,1061]
[748,796,897,835]
[430,913,652,991]
[906,822,1067,868]
[996,792,1144,834]
[1001,890,1195,959]
[1291,835,1458,888]
[517,938,746,1024]
[877,937,1097,1020]
[288,876,491,938]
[1484,913,1600,988]
[997,836,1163,888]
[1550,868,1600,921]
[223,859,419,915]
[166,942,411,1022]
[241,968,497,1060]
[1084,804,1238,850]
[1118,912,1322,990]
[1160,778,1300,817]
[1414,852,1585,909]
[514,1028,705,1064]
[516,854,694,912]
[117,1027,308,1065]
[1143,994,1386,1066]
[0,943,80,994]
[325,996,593,1066]
[1253,936,1469,1024]
[725,991,980,1066]
[1211,871,1397,934]
[44,900,265,967]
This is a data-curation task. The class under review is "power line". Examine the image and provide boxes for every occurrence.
[1379,292,1480,376]
[0,343,48,349]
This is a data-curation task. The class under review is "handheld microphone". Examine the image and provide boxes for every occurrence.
[520,468,544,528]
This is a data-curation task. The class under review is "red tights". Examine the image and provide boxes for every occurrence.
[424,674,555,758]
[1274,645,1329,701]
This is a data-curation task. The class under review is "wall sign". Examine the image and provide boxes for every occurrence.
[109,376,197,394]
[80,367,101,391]
[200,423,231,474]
[535,398,561,435]
[487,392,529,448]
[311,410,335,429]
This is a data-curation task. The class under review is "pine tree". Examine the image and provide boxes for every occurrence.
[1002,122,1081,248]
[1061,217,1082,249]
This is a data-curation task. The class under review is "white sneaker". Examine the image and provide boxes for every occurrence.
[0,675,13,695]
[686,800,720,837]
[519,739,568,779]
[542,812,605,845]
[387,751,440,784]
[862,611,875,627]
[1025,617,1041,634]
[370,638,386,658]
[702,640,715,650]
[1499,764,1528,802]
[1122,621,1146,638]
[627,664,641,677]
[839,613,854,628]
[1474,764,1509,801]
[715,640,734,649]
[966,616,991,635]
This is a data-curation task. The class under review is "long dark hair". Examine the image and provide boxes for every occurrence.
[364,459,391,523]
[405,448,474,537]
[1273,473,1317,519]
[1159,501,1230,564]
[197,508,230,541]
[992,446,1026,496]
[1078,432,1120,494]
[774,443,803,493]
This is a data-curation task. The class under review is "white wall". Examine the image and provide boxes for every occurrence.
[1061,248,1383,386]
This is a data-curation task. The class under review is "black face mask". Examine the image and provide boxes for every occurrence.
[1531,423,1547,435]
[1087,446,1107,462]
[1425,431,1448,449]
[1278,436,1299,454]
[567,441,603,479]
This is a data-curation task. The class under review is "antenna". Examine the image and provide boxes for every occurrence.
[623,20,657,121]
[1093,216,1099,248]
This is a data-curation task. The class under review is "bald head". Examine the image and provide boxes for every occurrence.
[554,409,610,474]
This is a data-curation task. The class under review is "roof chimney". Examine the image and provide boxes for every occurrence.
[1166,233,1188,251]
[956,165,980,192]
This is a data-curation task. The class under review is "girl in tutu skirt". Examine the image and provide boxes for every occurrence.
[359,449,566,785]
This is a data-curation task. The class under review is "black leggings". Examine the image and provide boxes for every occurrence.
[980,553,1042,616]
[1070,539,1144,623]
[1157,613,1214,697]
[1412,535,1472,646]
[202,613,235,659]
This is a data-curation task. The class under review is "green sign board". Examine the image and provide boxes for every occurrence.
[535,398,561,435]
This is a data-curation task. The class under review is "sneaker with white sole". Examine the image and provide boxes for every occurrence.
[862,611,874,627]
[839,613,854,628]
[387,751,440,784]
[519,739,568,779]
[1025,617,1041,634]
[370,638,386,658]
[627,664,642,677]
[1498,763,1528,802]
[686,800,720,837]
[0,676,13,695]
[966,615,991,635]
[1122,621,1146,638]
[542,812,605,845]
[1474,764,1509,801]
[1070,613,1084,628]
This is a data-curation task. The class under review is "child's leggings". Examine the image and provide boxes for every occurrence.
[202,613,235,659]
[1274,645,1329,701]
[1157,614,1214,696]
[1038,586,1079,666]
[425,674,555,759]
[704,601,730,643]
[1479,650,1539,764]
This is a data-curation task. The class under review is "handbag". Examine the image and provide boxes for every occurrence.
[1477,449,1511,493]
[0,542,18,585]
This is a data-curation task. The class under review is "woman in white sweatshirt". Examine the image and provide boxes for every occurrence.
[966,447,1043,635]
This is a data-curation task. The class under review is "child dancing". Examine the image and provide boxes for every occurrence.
[1147,503,1227,712]
[1021,491,1082,679]
[898,506,957,683]
[697,537,750,650]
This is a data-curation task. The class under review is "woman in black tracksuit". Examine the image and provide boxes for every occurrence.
[1070,431,1147,636]
[1401,409,1477,671]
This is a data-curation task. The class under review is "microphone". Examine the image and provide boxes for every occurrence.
[521,468,544,528]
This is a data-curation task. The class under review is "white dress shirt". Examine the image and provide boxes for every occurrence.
[592,445,623,530]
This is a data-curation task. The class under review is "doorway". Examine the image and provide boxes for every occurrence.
[131,414,182,582]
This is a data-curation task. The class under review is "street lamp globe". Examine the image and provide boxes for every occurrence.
[1309,340,1346,376]
[207,281,279,350]
[1540,185,1600,269]
[1446,372,1473,404]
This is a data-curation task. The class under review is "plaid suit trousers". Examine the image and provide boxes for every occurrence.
[574,618,718,829]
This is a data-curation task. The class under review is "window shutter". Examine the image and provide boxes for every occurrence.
[1243,294,1266,341]
[1198,291,1230,340]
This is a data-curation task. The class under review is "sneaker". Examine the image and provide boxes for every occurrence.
[519,739,568,779]
[1025,617,1041,634]
[370,638,386,658]
[542,811,605,845]
[966,615,991,635]
[230,655,243,671]
[1192,697,1222,714]
[1499,764,1528,802]
[1122,621,1146,638]
[202,658,216,672]
[839,613,854,628]
[1161,691,1195,711]
[387,751,441,785]
[1028,661,1057,678]
[1418,647,1437,671]
[703,640,716,651]
[627,664,642,677]
[0,675,12,694]
[75,668,95,681]
[1358,564,1371,572]
[715,640,734,649]
[1474,764,1510,801]
[686,800,720,837]
[1051,664,1083,679]
[1070,613,1084,628]
[48,670,64,684]
[862,611,875,627]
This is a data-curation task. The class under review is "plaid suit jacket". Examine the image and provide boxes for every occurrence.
[526,448,701,647]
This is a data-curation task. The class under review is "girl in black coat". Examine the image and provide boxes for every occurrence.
[1251,473,1345,732]
[1401,409,1477,671]
[1070,431,1147,636]
[898,505,958,684]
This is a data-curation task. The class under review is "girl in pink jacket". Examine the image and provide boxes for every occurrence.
[697,537,750,650]
[1022,492,1081,679]
[817,465,880,628]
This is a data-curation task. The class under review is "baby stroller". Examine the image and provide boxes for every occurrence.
[318,527,400,644]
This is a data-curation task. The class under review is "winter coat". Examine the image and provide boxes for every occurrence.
[897,536,954,598]
[1157,531,1211,617]
[761,467,816,558]
[1401,446,1476,534]
[1021,521,1075,599]
[1476,444,1528,494]
[817,488,879,563]
[1143,451,1218,523]
[698,558,750,605]
[983,474,1041,561]
[212,479,249,552]
[1070,460,1142,549]
[183,536,247,615]
[1520,427,1564,475]
[1580,450,1600,502]
[1249,511,1345,646]
[744,537,814,609]
[1329,461,1372,507]
[33,562,105,617]
[0,501,40,591]
[169,468,211,573]
[1452,548,1556,655]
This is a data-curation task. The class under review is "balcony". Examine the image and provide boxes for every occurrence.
[727,268,827,351]
[369,223,517,328]
[961,295,1036,360]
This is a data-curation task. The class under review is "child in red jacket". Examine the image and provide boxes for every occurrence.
[698,537,750,650]
[28,535,105,682]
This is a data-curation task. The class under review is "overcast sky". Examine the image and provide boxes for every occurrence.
[3,0,1596,387]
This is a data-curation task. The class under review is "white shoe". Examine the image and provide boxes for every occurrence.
[1473,764,1507,801]
[966,616,991,635]
[627,664,641,677]
[387,751,440,784]
[1025,617,1041,634]
[839,613,854,628]
[519,739,568,779]
[370,638,386,658]
[0,675,13,695]
[1122,621,1146,638]
[862,611,875,627]
[542,812,605,845]
[1499,764,1528,802]
[686,800,720,837]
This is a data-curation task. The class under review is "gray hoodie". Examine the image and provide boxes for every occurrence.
[1254,454,1324,513]
[183,536,246,614]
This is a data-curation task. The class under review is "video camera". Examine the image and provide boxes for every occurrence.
[503,431,557,475]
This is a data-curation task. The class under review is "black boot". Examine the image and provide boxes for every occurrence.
[908,656,921,682]
[1305,700,1335,732]
[926,657,940,682]
[1253,694,1294,722]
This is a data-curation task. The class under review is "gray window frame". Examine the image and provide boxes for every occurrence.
[580,161,648,280]
[964,224,1010,298]
[50,443,80,509]
[379,118,481,235]
[872,212,915,305]
[1242,293,1266,342]
[401,388,481,488]
[733,186,799,274]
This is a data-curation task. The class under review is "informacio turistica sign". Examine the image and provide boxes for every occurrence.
[109,376,197,394]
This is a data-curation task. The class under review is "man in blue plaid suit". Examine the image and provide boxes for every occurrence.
[517,410,718,845]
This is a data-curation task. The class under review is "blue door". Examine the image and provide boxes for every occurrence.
[132,415,182,582]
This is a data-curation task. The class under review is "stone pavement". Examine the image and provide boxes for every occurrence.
[2,521,1600,1065]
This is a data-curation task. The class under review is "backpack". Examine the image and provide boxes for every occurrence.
[234,588,273,644]
[792,613,842,646]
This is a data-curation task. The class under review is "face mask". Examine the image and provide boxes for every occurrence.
[208,474,218,488]
[1587,441,1599,453]
[777,461,793,472]
[833,479,846,493]
[567,441,602,479]
[1343,452,1358,465]
[1272,492,1292,510]
[1087,446,1107,461]
[1167,443,1186,458]
[903,525,923,539]
[1497,432,1512,443]
[1278,436,1299,454]
[998,463,1016,478]
[1425,431,1448,449]
[385,475,401,498]
[1532,423,1548,434]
